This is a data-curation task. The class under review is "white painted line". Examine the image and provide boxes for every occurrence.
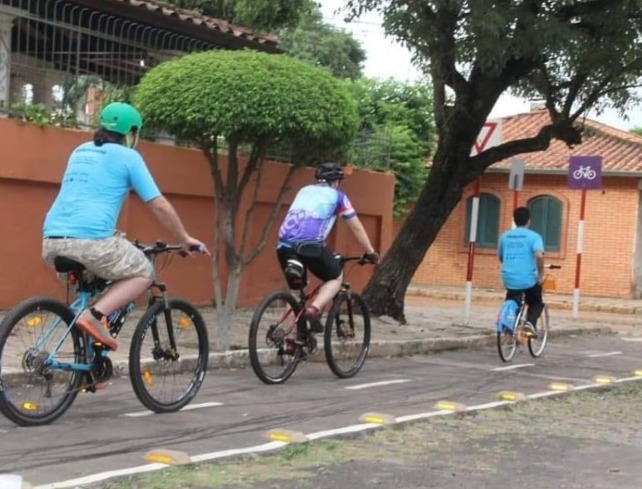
[491,363,535,371]
[587,351,622,358]
[35,376,642,489]
[619,337,642,342]
[121,402,223,418]
[344,379,411,390]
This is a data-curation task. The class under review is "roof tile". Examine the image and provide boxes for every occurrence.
[493,109,642,174]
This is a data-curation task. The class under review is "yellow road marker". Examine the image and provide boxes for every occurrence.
[144,449,191,466]
[266,429,309,443]
[434,400,467,412]
[633,370,642,377]
[592,375,616,384]
[548,382,573,392]
[26,317,42,327]
[359,412,396,425]
[21,402,39,412]
[497,391,526,402]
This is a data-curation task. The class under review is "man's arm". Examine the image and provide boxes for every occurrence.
[536,250,545,283]
[147,196,209,254]
[344,216,376,255]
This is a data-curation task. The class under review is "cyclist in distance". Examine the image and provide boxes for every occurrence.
[42,102,209,352]
[276,161,379,333]
[497,206,545,336]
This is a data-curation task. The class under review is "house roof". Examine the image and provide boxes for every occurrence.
[488,109,642,175]
[113,0,279,47]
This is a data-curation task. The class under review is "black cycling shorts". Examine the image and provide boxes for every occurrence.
[277,245,342,283]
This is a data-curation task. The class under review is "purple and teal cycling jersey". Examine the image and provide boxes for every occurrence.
[278,183,356,245]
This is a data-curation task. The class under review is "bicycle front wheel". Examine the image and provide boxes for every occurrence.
[324,292,371,379]
[528,305,549,358]
[0,297,85,426]
[129,299,209,413]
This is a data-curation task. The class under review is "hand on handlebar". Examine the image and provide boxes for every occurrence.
[362,251,379,265]
[181,237,210,257]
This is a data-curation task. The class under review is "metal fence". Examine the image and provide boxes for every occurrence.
[1,0,221,127]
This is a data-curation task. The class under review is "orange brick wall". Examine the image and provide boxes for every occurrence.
[403,173,640,298]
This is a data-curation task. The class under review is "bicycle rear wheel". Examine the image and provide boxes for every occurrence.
[497,307,521,363]
[324,292,371,379]
[129,299,209,413]
[528,305,549,358]
[0,297,85,426]
[248,291,302,385]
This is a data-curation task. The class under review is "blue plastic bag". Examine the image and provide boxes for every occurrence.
[496,299,518,332]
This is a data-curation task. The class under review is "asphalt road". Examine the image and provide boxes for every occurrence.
[1,333,641,487]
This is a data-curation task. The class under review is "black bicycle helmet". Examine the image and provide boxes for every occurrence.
[315,162,344,182]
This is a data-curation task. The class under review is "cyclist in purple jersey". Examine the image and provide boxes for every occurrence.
[276,162,379,333]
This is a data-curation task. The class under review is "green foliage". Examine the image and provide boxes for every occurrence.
[278,8,367,80]
[631,127,642,137]
[165,0,315,32]
[5,102,78,128]
[135,49,359,163]
[347,78,434,216]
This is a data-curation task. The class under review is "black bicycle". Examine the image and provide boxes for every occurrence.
[0,240,209,426]
[248,254,376,384]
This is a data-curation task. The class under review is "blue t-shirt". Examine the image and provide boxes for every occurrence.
[43,142,161,239]
[278,183,356,245]
[497,227,544,290]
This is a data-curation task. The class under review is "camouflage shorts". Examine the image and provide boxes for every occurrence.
[42,234,154,281]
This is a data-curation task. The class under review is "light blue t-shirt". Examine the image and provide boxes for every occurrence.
[497,227,544,290]
[277,183,356,246]
[43,142,161,239]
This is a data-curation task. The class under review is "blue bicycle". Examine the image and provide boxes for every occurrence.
[0,240,209,426]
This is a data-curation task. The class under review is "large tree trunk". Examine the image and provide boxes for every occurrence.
[363,146,472,323]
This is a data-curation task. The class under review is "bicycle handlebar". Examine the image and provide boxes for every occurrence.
[133,240,205,257]
[338,255,378,266]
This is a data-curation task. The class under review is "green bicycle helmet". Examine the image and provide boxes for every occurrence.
[99,102,143,135]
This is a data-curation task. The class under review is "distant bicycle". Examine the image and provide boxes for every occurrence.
[0,240,209,426]
[248,253,376,384]
[496,264,561,362]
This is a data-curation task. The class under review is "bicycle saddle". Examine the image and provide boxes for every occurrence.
[53,256,86,273]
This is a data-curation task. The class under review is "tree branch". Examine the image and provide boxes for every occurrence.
[242,164,297,266]
[469,120,582,175]
[237,139,266,201]
[239,155,266,258]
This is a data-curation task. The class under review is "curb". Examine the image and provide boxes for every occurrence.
[1,325,614,385]
[407,287,642,316]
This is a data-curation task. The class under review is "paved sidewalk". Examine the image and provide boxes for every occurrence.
[408,283,642,315]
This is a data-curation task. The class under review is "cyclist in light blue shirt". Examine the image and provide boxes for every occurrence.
[497,207,545,336]
[42,102,208,353]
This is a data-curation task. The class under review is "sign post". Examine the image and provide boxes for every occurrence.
[567,155,602,319]
[464,120,502,324]
[508,158,525,228]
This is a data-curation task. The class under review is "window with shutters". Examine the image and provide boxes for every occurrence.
[527,195,563,252]
[464,193,500,249]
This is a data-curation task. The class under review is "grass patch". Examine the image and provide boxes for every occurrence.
[99,382,642,489]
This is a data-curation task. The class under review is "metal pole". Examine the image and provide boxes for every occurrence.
[464,177,481,324]
[572,188,587,319]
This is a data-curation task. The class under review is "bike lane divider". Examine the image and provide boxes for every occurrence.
[32,373,642,489]
[120,401,223,418]
[586,351,622,358]
[491,363,535,371]
[343,379,411,390]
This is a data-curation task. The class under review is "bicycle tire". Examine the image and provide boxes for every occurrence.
[0,296,85,426]
[129,299,209,413]
[528,305,549,358]
[324,292,371,379]
[497,307,521,363]
[248,291,302,385]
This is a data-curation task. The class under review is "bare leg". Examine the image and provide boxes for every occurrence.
[311,273,343,312]
[92,276,152,315]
